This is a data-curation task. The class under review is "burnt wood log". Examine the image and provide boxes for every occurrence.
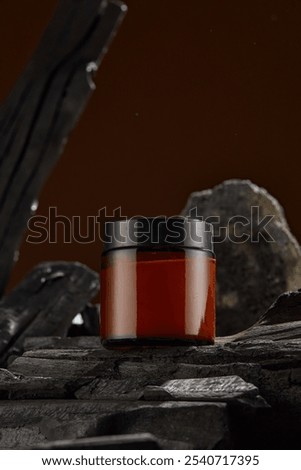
[0,0,126,295]
[0,261,99,365]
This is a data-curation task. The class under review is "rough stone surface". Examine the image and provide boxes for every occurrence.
[182,179,301,335]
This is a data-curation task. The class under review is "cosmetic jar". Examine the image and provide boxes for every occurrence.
[100,217,215,348]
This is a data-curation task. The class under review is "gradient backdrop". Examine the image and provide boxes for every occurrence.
[1,0,301,289]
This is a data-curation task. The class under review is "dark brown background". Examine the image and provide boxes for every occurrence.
[1,0,300,289]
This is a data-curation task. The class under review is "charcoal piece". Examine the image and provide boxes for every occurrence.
[2,331,301,448]
[81,304,100,335]
[118,361,178,382]
[0,426,46,450]
[258,290,301,325]
[11,335,301,411]
[0,261,99,364]
[24,336,101,351]
[182,180,301,335]
[109,402,230,449]
[39,417,101,442]
[0,368,91,400]
[0,399,230,450]
[68,304,100,337]
[174,362,261,381]
[230,321,301,343]
[0,0,126,295]
[75,378,145,400]
[143,376,261,402]
[35,433,161,450]
[9,355,104,380]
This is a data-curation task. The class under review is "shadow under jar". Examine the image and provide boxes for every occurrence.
[100,217,215,348]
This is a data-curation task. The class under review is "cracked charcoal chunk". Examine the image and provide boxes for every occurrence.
[0,261,99,365]
[0,0,126,295]
[75,378,146,400]
[182,179,301,335]
[143,376,268,409]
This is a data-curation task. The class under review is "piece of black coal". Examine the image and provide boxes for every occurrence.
[143,376,266,407]
[0,261,99,364]
[0,0,126,295]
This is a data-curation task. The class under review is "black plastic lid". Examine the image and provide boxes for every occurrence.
[102,217,214,254]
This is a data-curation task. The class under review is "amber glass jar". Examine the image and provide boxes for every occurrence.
[100,217,215,348]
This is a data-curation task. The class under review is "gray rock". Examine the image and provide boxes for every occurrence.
[182,179,301,335]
